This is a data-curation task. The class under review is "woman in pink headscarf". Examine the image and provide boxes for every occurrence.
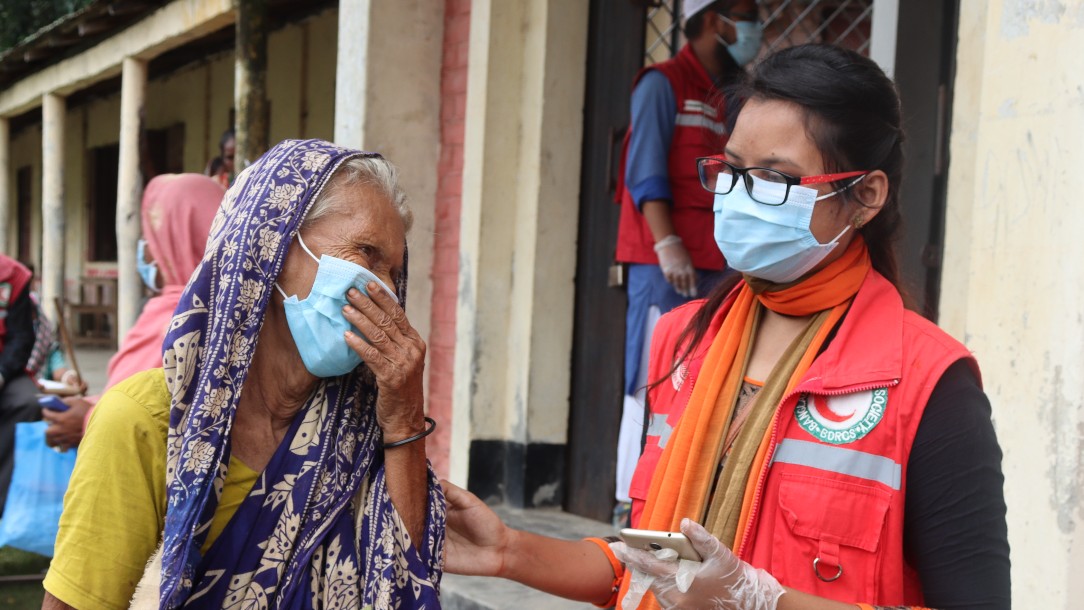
[42,174,224,450]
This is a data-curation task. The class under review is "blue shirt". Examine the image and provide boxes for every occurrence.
[625,70,676,209]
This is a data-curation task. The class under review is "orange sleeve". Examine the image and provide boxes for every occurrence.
[584,537,624,609]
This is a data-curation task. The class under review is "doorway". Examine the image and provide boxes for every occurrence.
[86,144,120,263]
[15,166,33,265]
[566,0,647,522]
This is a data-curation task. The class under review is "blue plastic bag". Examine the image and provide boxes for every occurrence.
[0,420,76,556]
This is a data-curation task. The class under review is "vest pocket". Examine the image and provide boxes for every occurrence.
[771,473,892,601]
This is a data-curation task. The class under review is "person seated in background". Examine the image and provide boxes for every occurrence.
[0,254,38,516]
[41,174,225,452]
[22,266,85,395]
[44,139,443,609]
[204,128,236,188]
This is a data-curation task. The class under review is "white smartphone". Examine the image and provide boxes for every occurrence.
[619,528,703,562]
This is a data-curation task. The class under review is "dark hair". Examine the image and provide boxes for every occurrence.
[683,0,735,39]
[219,128,235,152]
[659,44,907,387]
[206,156,225,177]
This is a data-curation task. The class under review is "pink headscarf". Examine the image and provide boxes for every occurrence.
[103,174,224,390]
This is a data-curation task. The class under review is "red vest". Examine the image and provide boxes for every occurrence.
[630,271,977,605]
[614,44,727,271]
[0,256,32,353]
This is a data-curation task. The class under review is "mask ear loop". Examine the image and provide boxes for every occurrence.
[815,174,865,245]
[296,233,321,263]
[275,232,321,299]
[826,223,852,246]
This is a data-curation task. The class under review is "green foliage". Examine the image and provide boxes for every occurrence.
[0,0,95,52]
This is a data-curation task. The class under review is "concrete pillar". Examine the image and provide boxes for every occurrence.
[941,1,1084,606]
[116,57,147,339]
[235,0,270,169]
[870,0,899,78]
[450,0,589,506]
[41,93,65,322]
[333,0,443,430]
[0,117,9,255]
[333,0,369,147]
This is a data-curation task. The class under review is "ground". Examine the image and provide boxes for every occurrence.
[0,546,49,607]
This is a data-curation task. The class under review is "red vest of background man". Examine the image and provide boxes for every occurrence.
[630,271,977,606]
[614,44,727,271]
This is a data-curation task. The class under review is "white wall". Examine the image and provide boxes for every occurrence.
[941,1,1084,606]
[450,0,589,485]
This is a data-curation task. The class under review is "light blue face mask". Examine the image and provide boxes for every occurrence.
[274,234,398,378]
[717,18,763,67]
[136,239,160,294]
[713,175,855,283]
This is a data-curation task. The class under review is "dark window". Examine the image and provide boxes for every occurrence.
[86,144,119,262]
[16,165,32,264]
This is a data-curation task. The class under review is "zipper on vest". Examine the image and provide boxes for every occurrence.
[734,378,900,560]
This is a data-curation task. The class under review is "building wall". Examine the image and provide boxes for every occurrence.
[6,125,42,269]
[941,1,1084,606]
[451,0,589,506]
[427,0,471,480]
[3,6,338,284]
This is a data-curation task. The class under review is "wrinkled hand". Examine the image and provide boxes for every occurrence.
[612,519,785,610]
[655,236,698,298]
[342,284,427,439]
[441,479,511,577]
[42,396,93,452]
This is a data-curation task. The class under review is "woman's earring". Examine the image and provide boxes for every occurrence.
[852,215,865,229]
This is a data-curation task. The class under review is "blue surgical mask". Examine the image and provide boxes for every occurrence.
[713,175,855,283]
[717,19,763,67]
[274,234,398,378]
[136,239,160,294]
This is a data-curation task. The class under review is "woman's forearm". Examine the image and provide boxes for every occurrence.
[500,530,617,605]
[41,592,74,610]
[383,435,429,549]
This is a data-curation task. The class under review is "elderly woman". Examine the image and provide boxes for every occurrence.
[43,140,444,609]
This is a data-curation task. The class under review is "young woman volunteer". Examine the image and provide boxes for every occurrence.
[441,44,1010,610]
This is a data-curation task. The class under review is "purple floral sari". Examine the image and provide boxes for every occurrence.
[159,139,444,609]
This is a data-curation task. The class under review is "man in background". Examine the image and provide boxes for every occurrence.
[612,0,762,524]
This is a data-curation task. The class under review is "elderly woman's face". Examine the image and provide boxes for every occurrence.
[277,182,405,300]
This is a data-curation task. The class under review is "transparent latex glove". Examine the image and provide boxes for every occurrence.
[613,518,785,610]
[654,235,697,298]
[610,543,700,610]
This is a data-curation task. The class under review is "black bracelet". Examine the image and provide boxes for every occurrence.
[383,417,437,449]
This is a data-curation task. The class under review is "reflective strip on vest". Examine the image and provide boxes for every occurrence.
[647,413,675,449]
[771,438,902,490]
[674,112,727,135]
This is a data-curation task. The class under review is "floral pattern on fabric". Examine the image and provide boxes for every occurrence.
[159,139,444,609]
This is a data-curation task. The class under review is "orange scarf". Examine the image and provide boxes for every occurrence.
[619,237,871,609]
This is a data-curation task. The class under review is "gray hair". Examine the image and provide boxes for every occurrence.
[304,155,412,231]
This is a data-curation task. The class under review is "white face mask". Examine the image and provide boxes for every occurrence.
[712,175,859,283]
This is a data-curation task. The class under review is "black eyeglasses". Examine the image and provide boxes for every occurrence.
[696,156,867,206]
